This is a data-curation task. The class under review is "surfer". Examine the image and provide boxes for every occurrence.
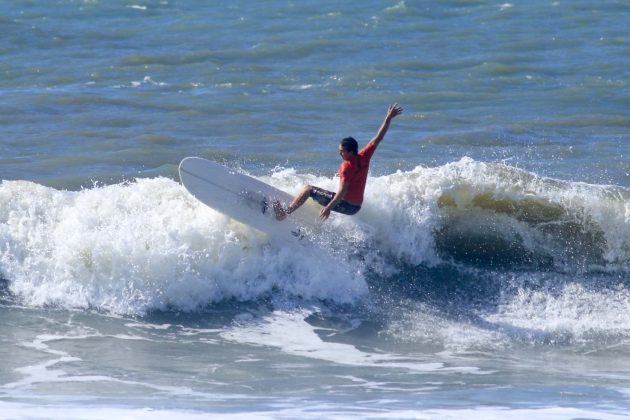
[275,103,403,221]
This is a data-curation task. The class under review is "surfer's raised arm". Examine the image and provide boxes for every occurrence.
[368,103,403,150]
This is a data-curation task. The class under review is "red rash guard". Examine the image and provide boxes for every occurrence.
[338,142,376,205]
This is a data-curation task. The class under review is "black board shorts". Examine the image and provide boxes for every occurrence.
[309,186,361,215]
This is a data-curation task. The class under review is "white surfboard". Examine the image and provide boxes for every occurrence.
[179,157,312,239]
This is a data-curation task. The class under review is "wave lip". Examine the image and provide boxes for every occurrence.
[414,158,628,270]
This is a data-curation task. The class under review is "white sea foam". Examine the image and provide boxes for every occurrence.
[1,158,628,315]
[4,329,225,400]
[385,303,509,352]
[115,76,166,88]
[0,402,627,420]
[385,1,407,13]
[0,178,367,314]
[487,280,630,342]
[222,309,481,374]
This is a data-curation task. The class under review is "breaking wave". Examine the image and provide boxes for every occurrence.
[1,157,628,320]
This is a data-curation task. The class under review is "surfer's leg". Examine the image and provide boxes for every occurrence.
[275,185,338,221]
[275,185,313,221]
[287,185,315,213]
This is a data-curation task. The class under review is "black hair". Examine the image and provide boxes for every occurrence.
[340,137,358,155]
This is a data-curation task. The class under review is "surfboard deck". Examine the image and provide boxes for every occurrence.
[179,157,311,239]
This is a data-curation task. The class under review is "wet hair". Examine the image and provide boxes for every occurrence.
[340,137,358,155]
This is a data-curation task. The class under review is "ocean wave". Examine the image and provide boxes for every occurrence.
[429,158,630,269]
[0,178,367,314]
[1,157,628,315]
[323,157,628,271]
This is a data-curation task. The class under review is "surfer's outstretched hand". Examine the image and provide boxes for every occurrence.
[387,103,403,119]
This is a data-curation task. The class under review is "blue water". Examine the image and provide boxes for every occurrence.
[1,1,630,418]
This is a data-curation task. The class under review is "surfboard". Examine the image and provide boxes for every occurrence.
[178,157,311,239]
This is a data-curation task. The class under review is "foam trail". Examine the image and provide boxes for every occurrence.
[222,309,480,373]
[0,403,626,420]
[487,280,630,342]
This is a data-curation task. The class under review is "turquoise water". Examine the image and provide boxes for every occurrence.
[1,1,630,418]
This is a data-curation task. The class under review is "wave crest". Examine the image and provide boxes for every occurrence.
[1,157,628,314]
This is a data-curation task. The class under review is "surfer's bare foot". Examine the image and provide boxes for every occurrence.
[273,200,287,221]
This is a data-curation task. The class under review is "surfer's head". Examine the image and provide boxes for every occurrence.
[339,137,358,159]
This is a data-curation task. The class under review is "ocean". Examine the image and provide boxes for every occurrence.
[1,0,629,418]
